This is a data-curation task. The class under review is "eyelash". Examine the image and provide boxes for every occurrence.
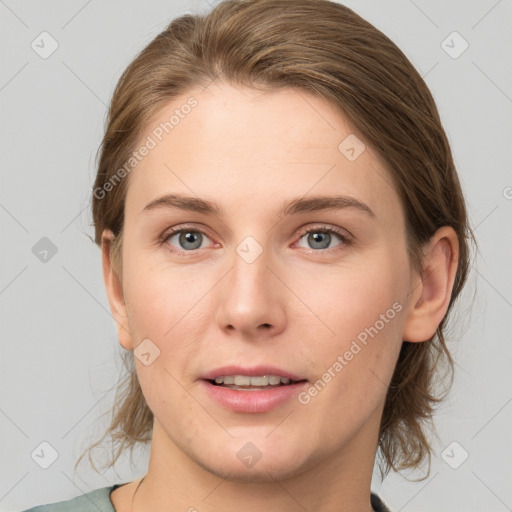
[160,224,352,256]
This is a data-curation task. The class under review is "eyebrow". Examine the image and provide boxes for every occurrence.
[142,193,376,219]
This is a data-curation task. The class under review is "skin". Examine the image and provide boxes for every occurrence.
[104,83,459,512]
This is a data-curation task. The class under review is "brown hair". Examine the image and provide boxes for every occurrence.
[79,0,475,479]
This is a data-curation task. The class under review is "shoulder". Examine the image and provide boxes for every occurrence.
[371,492,392,512]
[19,485,120,512]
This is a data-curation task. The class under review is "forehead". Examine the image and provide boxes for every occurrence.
[124,83,402,223]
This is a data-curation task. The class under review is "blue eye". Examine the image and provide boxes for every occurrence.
[164,228,212,251]
[161,224,351,255]
[297,229,342,250]
[296,225,350,252]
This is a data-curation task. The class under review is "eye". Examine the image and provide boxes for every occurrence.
[163,226,214,253]
[161,223,351,256]
[295,225,351,252]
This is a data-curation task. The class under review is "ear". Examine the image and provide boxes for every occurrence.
[101,229,133,351]
[402,226,460,343]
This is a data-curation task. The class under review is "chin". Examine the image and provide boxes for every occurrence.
[197,456,310,484]
[189,436,317,483]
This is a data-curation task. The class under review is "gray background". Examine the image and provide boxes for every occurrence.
[1,1,511,511]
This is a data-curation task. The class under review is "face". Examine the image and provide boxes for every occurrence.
[111,83,416,482]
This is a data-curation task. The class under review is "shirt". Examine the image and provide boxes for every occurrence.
[20,484,392,511]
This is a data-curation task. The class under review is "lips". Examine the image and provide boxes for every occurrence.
[212,375,295,387]
[198,365,308,412]
[200,365,305,383]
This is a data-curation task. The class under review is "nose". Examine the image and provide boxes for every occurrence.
[215,239,287,339]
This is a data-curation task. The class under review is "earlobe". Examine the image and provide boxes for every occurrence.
[402,226,459,343]
[101,229,133,351]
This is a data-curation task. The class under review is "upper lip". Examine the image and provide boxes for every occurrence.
[201,365,306,382]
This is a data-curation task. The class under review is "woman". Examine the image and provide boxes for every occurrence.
[22,0,473,510]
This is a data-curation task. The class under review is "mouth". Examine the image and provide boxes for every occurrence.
[207,374,305,391]
[199,366,308,412]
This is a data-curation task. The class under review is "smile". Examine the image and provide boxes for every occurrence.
[211,375,296,388]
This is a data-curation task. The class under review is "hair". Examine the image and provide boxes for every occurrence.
[78,0,475,479]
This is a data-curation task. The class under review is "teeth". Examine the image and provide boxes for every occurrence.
[212,375,294,387]
[268,375,281,385]
[240,375,264,386]
[234,375,252,386]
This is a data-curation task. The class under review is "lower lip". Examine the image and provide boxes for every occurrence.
[200,380,308,413]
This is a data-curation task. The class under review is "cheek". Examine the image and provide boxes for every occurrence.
[294,257,407,353]
[295,270,405,437]
[122,248,201,339]
[293,249,408,411]
[122,254,214,390]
